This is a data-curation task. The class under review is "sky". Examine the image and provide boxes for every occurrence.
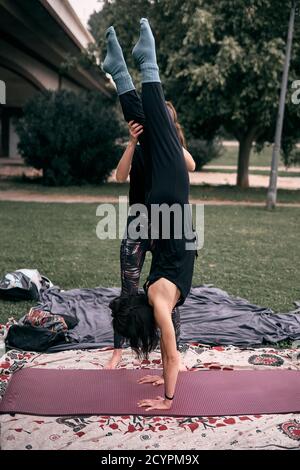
[69,0,103,27]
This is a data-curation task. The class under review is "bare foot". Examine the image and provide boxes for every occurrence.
[104,349,122,369]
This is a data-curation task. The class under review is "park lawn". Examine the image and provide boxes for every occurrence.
[0,201,299,327]
[1,178,300,204]
[213,145,283,167]
[189,185,300,203]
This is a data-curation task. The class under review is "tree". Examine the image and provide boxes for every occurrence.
[16,90,124,185]
[89,0,300,187]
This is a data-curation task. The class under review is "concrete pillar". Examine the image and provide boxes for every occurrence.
[9,119,20,158]
[0,110,9,157]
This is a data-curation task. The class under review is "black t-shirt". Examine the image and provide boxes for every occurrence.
[129,144,146,206]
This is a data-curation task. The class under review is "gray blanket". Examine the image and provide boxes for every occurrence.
[37,285,300,352]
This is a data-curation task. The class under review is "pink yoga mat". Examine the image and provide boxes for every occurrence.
[1,368,300,417]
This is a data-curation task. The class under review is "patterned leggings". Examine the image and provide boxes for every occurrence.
[114,217,181,350]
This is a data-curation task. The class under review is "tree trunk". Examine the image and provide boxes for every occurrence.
[237,134,254,188]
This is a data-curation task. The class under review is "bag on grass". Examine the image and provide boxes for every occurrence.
[5,306,78,352]
[21,307,77,333]
[0,269,53,301]
[5,324,66,352]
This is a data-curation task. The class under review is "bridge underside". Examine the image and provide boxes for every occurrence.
[0,0,110,158]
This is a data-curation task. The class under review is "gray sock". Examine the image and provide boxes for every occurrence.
[132,18,160,83]
[102,26,135,95]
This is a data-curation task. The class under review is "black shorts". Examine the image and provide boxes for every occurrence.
[144,234,197,306]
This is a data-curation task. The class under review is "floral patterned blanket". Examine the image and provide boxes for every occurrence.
[1,344,300,450]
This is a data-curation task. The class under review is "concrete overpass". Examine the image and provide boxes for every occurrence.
[0,0,110,158]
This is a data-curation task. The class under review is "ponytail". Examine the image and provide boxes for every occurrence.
[165,101,187,149]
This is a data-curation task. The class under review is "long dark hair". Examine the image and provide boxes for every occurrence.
[109,293,159,358]
[165,101,187,149]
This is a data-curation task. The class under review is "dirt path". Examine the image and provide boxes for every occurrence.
[203,165,300,172]
[188,172,300,189]
[1,159,299,189]
[107,169,300,189]
[0,190,299,207]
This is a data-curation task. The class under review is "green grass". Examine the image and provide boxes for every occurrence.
[0,201,299,326]
[213,145,299,168]
[0,179,129,196]
[189,185,300,204]
[1,178,300,204]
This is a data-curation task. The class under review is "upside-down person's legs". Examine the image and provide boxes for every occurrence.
[133,19,189,208]
[102,21,188,213]
[102,25,151,189]
[132,18,190,316]
[133,17,195,292]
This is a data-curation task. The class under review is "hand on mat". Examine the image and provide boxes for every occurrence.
[129,120,143,143]
[137,396,172,411]
[138,375,164,386]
